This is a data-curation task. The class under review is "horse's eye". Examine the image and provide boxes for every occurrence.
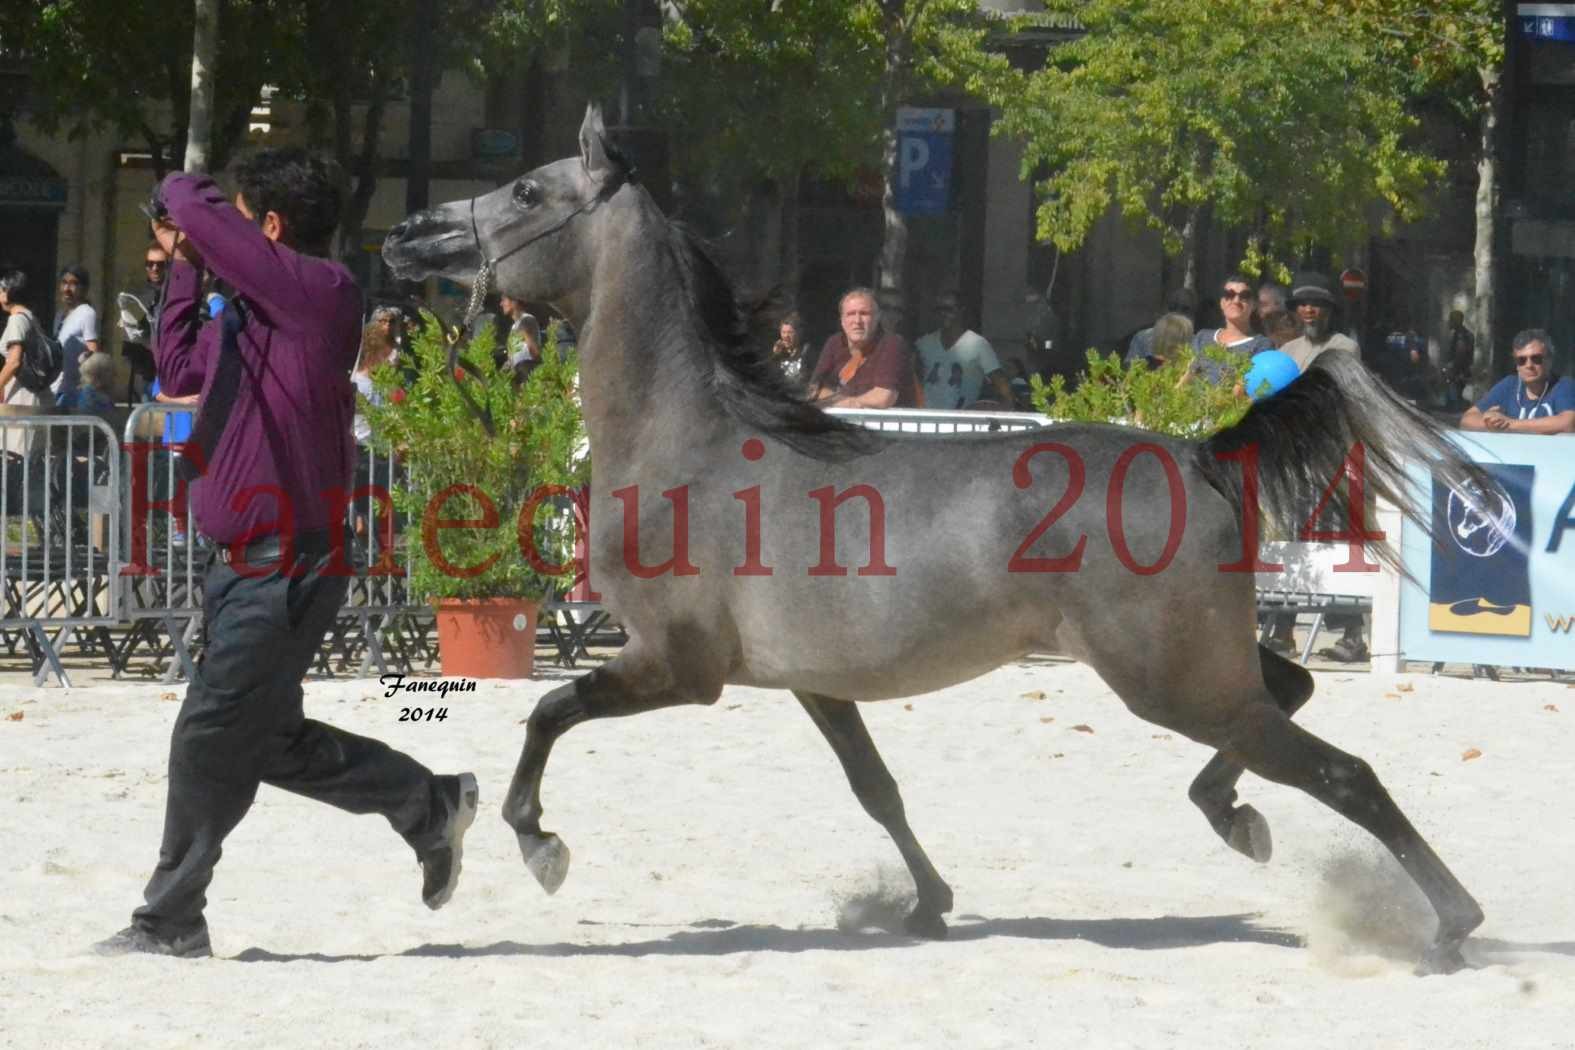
[512,180,541,208]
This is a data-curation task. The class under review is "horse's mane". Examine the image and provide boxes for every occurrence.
[659,221,878,461]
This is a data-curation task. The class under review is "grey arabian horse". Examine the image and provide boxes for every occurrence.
[385,106,1488,973]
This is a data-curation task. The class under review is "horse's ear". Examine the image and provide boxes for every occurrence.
[579,105,611,175]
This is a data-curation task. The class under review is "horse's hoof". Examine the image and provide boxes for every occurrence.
[904,909,948,940]
[1417,940,1469,976]
[518,831,571,895]
[1227,804,1273,864]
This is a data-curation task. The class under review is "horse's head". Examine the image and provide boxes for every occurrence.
[382,105,632,312]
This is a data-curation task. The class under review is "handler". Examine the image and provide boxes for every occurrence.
[96,149,477,959]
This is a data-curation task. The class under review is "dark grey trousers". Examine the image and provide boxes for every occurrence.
[132,552,444,937]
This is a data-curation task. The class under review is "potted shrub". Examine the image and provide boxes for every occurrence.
[360,316,588,678]
[1030,344,1253,436]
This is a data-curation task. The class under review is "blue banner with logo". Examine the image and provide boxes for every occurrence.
[1400,432,1575,670]
[894,108,954,217]
[1519,3,1575,42]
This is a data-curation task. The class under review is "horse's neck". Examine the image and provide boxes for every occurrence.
[576,213,729,474]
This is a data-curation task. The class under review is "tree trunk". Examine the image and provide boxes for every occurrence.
[338,69,391,265]
[876,123,909,333]
[1472,61,1503,379]
[405,0,439,216]
[1179,206,1201,294]
[874,4,911,335]
[779,169,802,307]
[183,0,219,173]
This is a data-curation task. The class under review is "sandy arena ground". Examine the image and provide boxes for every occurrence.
[2,660,1572,1049]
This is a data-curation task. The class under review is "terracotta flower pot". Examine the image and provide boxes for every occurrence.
[433,597,539,679]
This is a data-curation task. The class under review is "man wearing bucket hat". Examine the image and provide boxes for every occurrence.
[1276,272,1370,661]
[1281,272,1360,374]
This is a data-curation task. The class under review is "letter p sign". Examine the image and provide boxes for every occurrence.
[900,137,930,191]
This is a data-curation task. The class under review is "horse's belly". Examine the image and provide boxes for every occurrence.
[730,609,1050,701]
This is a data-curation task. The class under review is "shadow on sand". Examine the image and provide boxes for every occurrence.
[232,911,1303,964]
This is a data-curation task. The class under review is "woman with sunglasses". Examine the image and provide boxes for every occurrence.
[1460,328,1575,434]
[1189,275,1273,384]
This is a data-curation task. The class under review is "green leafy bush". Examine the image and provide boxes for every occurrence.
[1029,343,1254,437]
[360,316,589,602]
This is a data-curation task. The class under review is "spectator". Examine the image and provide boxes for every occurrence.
[1281,272,1359,373]
[1278,275,1367,661]
[1257,282,1290,336]
[51,264,100,401]
[770,311,806,385]
[500,294,538,359]
[1151,312,1195,366]
[118,242,168,401]
[809,287,916,409]
[353,313,400,445]
[0,269,51,412]
[914,290,1013,409]
[1443,309,1476,409]
[1190,275,1273,384]
[1262,310,1301,349]
[1005,357,1033,407]
[1460,328,1574,434]
[58,348,118,418]
[1125,287,1197,368]
[351,312,402,550]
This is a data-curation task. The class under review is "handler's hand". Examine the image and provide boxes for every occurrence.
[151,218,204,268]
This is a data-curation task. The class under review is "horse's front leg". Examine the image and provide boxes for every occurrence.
[502,655,720,894]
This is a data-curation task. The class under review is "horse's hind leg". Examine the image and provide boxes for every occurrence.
[1222,702,1484,974]
[1189,645,1314,863]
[794,691,954,939]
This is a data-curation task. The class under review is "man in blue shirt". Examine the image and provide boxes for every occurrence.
[1460,328,1575,435]
[95,149,478,960]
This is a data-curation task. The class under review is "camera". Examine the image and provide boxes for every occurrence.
[138,192,169,225]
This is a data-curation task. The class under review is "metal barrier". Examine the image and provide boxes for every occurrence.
[1,413,123,686]
[117,404,435,682]
[118,403,205,680]
[827,406,1052,434]
[331,442,429,678]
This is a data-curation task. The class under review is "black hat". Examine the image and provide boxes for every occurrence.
[1289,272,1336,307]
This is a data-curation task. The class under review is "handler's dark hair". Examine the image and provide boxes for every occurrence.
[231,148,343,255]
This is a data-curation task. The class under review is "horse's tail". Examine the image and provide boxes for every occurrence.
[1194,350,1487,570]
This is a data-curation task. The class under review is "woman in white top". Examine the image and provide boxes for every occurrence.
[1,269,51,457]
[1190,274,1273,384]
[352,310,401,444]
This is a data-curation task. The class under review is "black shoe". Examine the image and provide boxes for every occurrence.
[1322,637,1370,663]
[93,923,212,959]
[419,772,479,910]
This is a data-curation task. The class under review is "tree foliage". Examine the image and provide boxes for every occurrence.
[19,0,280,173]
[990,0,1448,278]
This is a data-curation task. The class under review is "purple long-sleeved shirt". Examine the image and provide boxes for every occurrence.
[155,173,359,545]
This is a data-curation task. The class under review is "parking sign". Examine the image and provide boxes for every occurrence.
[894,108,955,217]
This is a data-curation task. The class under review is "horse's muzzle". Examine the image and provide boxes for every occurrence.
[382,211,475,281]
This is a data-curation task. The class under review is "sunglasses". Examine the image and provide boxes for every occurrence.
[1220,290,1253,302]
[145,260,167,268]
[1515,353,1545,366]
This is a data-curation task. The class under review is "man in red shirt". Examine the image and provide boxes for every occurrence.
[809,287,916,409]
